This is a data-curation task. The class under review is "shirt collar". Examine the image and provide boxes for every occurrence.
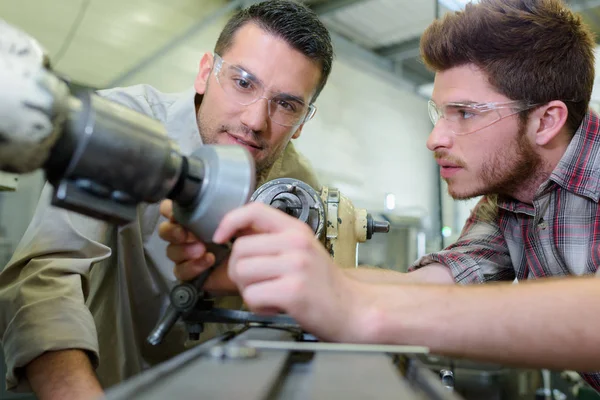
[549,110,600,202]
[165,87,203,156]
[497,110,600,213]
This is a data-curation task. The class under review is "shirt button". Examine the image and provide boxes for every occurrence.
[537,218,548,230]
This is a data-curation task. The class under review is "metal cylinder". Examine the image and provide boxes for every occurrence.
[439,369,455,390]
[172,145,255,243]
[367,213,391,239]
[46,91,184,203]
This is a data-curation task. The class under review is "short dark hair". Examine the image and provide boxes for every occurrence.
[215,0,334,102]
[420,0,596,134]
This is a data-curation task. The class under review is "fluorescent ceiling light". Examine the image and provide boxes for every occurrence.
[385,193,396,211]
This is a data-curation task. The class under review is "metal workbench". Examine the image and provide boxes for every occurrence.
[105,325,463,400]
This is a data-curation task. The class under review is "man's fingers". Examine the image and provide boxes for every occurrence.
[239,276,311,317]
[160,199,195,241]
[166,242,207,263]
[213,203,309,243]
[158,220,188,244]
[159,220,199,245]
[239,279,288,315]
[202,262,238,295]
[228,254,291,288]
[159,199,174,220]
[228,232,309,262]
[173,253,216,281]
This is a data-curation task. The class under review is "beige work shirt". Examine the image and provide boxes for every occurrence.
[0,84,320,391]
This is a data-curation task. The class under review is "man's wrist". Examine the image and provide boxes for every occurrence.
[337,278,387,343]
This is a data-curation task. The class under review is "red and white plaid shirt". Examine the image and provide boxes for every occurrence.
[411,111,600,391]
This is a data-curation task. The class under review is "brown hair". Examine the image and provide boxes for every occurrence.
[215,0,333,103]
[421,0,595,133]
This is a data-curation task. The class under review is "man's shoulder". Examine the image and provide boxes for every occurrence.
[96,84,182,120]
[276,142,321,190]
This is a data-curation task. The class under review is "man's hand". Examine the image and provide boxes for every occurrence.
[158,199,236,294]
[213,202,368,342]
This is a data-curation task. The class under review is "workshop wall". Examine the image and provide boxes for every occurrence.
[296,60,437,216]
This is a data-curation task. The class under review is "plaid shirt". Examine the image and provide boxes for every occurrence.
[410,111,600,391]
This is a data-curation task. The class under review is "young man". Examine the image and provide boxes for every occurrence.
[0,1,333,398]
[164,0,600,392]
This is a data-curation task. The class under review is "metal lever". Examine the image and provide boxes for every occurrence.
[183,308,299,327]
[147,242,231,345]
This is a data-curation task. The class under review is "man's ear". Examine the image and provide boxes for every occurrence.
[533,100,569,146]
[291,107,318,139]
[194,52,214,95]
[291,124,304,139]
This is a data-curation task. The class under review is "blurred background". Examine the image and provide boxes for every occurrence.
[2,0,600,398]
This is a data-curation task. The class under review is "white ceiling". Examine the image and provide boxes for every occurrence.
[320,0,435,49]
[0,0,232,90]
[0,0,437,92]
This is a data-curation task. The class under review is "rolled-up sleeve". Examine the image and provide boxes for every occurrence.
[0,184,112,391]
[409,196,515,284]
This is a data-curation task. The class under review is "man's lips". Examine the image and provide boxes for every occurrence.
[436,159,461,168]
[436,159,463,179]
[227,133,262,149]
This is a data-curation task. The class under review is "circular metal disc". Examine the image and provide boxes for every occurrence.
[172,145,255,242]
[250,178,325,239]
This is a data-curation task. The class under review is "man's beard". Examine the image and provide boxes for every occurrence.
[198,122,281,181]
[447,122,546,200]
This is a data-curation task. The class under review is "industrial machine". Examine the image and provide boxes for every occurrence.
[147,177,391,347]
[251,178,390,267]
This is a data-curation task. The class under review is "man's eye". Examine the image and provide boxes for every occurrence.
[234,78,252,90]
[458,109,475,119]
[276,99,296,112]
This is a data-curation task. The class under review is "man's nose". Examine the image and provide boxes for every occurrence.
[240,97,269,132]
[426,119,454,152]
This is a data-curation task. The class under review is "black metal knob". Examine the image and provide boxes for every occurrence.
[366,213,391,239]
[170,283,198,312]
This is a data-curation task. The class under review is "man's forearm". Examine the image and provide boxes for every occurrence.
[26,349,103,400]
[347,263,455,285]
[205,259,454,296]
[360,276,600,371]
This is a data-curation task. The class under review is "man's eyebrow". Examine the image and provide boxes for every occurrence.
[274,92,306,105]
[232,62,307,104]
[231,63,263,85]
[446,99,479,106]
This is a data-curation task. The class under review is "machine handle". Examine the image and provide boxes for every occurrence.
[146,243,231,345]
